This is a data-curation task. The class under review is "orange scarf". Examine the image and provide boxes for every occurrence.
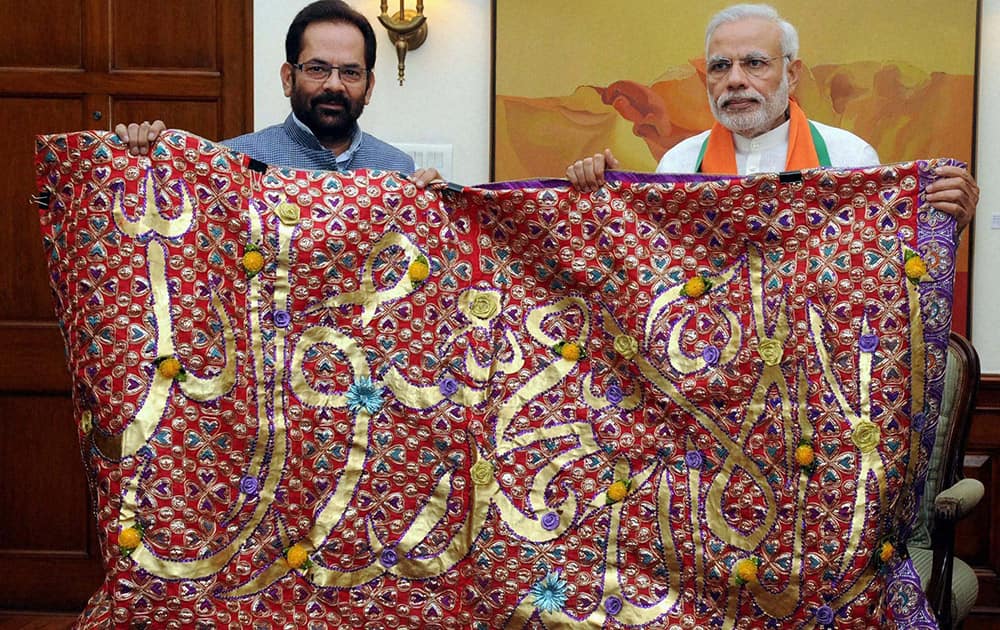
[699,99,819,174]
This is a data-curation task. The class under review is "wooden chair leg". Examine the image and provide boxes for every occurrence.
[927,512,957,629]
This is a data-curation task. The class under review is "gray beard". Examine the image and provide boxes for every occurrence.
[710,76,790,138]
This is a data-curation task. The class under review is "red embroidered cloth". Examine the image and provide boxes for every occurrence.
[35,130,957,628]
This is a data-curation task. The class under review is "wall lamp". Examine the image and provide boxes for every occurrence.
[378,1,428,85]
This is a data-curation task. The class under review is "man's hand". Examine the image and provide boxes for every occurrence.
[566,149,620,193]
[114,120,166,156]
[926,165,979,231]
[409,168,442,189]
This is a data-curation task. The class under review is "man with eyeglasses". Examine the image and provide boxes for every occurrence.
[117,0,439,186]
[566,3,978,230]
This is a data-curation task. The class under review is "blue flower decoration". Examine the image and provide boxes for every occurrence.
[529,570,569,613]
[346,376,384,415]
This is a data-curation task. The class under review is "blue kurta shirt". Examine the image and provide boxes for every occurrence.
[223,114,415,174]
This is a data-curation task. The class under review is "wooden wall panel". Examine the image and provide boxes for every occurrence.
[964,375,1000,628]
[0,1,84,68]
[0,98,87,322]
[0,397,86,550]
[0,325,71,393]
[111,1,219,70]
[0,395,102,610]
[0,0,252,617]
[112,99,222,144]
[958,455,992,561]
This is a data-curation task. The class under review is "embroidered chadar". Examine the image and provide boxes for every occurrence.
[34,130,958,629]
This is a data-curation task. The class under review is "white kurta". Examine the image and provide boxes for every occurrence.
[655,119,880,175]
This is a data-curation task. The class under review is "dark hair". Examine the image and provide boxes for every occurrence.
[285,1,377,70]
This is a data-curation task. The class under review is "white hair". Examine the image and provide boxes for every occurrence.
[705,4,799,61]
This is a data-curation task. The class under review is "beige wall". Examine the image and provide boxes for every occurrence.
[973,1,1000,372]
[254,0,1000,372]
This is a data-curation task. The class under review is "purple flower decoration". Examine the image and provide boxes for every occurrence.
[702,345,721,366]
[605,595,623,616]
[685,450,703,469]
[815,605,835,625]
[438,377,459,397]
[541,511,560,531]
[346,376,384,415]
[380,547,399,567]
[607,384,624,405]
[858,333,879,353]
[273,309,291,328]
[239,476,259,496]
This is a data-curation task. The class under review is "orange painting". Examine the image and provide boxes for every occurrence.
[492,0,979,331]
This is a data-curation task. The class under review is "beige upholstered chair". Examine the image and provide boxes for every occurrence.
[909,332,982,629]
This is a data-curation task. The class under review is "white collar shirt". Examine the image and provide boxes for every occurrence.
[732,120,791,175]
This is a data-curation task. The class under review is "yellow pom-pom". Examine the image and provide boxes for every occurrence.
[734,558,759,584]
[904,255,927,281]
[880,541,895,562]
[408,259,430,282]
[560,342,581,361]
[158,357,182,379]
[119,526,141,550]
[286,543,309,569]
[607,480,629,502]
[795,444,815,467]
[683,276,708,298]
[242,250,264,274]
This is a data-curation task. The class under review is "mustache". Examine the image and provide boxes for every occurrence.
[310,93,352,109]
[718,90,764,108]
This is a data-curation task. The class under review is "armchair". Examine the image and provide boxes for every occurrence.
[909,332,982,628]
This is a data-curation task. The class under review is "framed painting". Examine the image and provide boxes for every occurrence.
[491,0,980,333]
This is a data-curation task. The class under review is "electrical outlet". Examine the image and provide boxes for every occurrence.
[992,213,1000,230]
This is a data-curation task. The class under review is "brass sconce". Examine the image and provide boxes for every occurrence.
[378,1,428,85]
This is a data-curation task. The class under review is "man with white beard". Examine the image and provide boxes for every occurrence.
[566,3,978,229]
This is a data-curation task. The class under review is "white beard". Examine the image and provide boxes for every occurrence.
[710,73,790,138]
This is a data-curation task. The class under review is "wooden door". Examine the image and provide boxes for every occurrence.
[0,0,252,612]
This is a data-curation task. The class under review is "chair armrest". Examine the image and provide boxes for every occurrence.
[934,478,984,521]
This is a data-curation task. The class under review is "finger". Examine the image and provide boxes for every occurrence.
[114,123,128,141]
[925,192,973,229]
[566,160,590,192]
[604,149,620,170]
[150,120,165,141]
[581,157,600,192]
[409,168,428,189]
[933,165,970,179]
[927,178,979,207]
[137,121,152,155]
[927,176,969,195]
[928,166,977,192]
[126,122,142,155]
[925,188,971,208]
[408,168,441,189]
[591,153,611,188]
[593,153,608,186]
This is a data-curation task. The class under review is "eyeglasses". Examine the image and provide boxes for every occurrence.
[292,62,369,84]
[706,55,788,78]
